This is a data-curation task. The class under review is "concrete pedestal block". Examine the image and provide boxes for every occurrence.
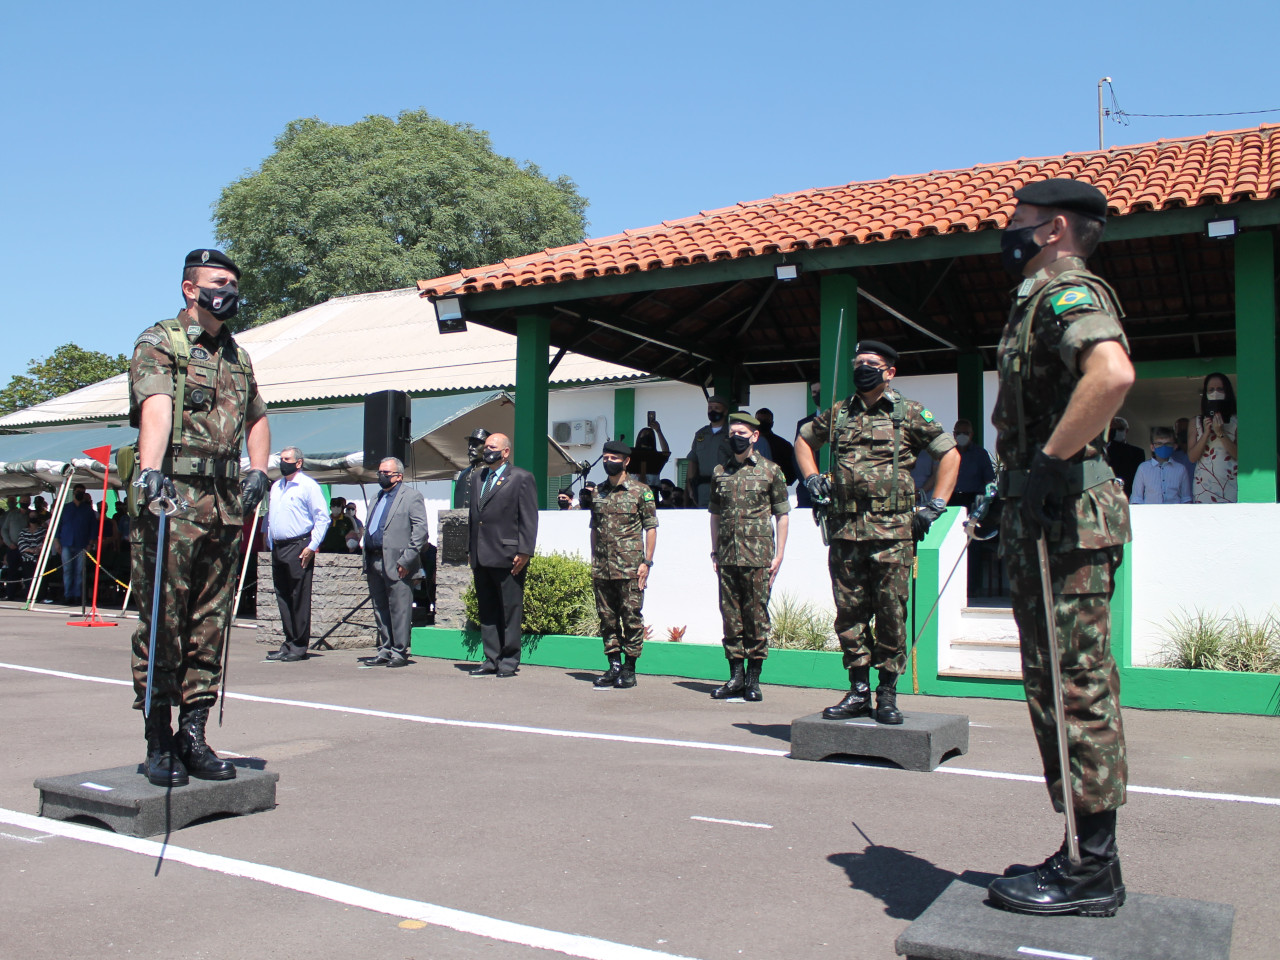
[896,877,1234,960]
[35,762,278,837]
[790,711,968,771]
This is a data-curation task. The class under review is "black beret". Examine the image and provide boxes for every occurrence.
[854,340,898,364]
[184,248,241,279]
[1013,179,1108,223]
[727,412,760,428]
[467,428,490,443]
[603,440,632,456]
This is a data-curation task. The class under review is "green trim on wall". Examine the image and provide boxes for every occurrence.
[514,314,551,492]
[1234,230,1278,503]
[956,351,985,447]
[1134,357,1236,380]
[613,388,636,446]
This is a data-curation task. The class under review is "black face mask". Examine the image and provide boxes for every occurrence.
[1000,220,1050,279]
[728,434,752,455]
[853,363,885,393]
[578,491,593,508]
[481,448,502,465]
[757,421,773,433]
[602,460,625,477]
[377,474,395,490]
[557,497,572,510]
[197,283,239,321]
[279,460,299,477]
[707,409,725,424]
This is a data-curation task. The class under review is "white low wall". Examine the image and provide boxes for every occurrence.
[535,507,835,645]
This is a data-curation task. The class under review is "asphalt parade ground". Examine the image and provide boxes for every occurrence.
[1,604,1278,960]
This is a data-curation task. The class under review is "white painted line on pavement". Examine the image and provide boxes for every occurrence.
[689,816,773,829]
[4,662,1278,807]
[0,808,700,960]
[1017,947,1093,960]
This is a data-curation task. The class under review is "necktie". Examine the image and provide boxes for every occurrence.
[481,469,496,499]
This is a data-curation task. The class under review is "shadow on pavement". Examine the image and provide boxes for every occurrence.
[673,680,720,695]
[827,845,998,921]
[731,722,792,743]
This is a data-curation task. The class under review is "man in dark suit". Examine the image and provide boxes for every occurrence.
[468,433,538,677]
[361,457,429,668]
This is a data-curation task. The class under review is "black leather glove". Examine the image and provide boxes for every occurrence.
[803,473,832,506]
[1020,450,1069,537]
[240,468,270,515]
[135,469,176,507]
[912,497,947,541]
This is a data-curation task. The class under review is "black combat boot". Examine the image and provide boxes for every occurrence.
[143,706,188,788]
[615,654,639,689]
[742,659,764,702]
[874,670,904,724]
[594,656,623,688]
[989,811,1124,916]
[822,666,872,719]
[710,659,746,699]
[176,706,237,781]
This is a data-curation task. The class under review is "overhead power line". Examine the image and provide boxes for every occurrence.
[1100,79,1280,133]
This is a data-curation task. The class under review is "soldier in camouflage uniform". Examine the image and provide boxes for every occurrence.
[796,340,959,724]
[982,180,1134,917]
[589,440,659,689]
[708,413,790,702]
[127,249,272,787]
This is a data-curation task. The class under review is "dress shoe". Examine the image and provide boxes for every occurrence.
[175,707,236,781]
[385,657,410,668]
[822,666,872,719]
[266,650,307,662]
[710,659,746,699]
[988,854,1125,917]
[496,669,517,678]
[359,654,392,668]
[470,663,498,676]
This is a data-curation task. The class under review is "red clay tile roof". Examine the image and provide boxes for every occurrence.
[418,124,1280,298]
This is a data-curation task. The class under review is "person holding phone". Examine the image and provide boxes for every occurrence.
[630,413,670,487]
[1188,372,1238,503]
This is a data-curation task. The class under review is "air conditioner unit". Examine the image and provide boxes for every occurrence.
[551,419,597,446]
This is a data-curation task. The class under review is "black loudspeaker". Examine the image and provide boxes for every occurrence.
[363,390,411,469]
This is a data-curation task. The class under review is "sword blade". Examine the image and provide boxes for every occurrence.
[143,509,166,719]
[1036,534,1081,865]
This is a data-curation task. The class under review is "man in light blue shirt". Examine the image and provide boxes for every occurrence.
[1130,426,1191,505]
[265,447,330,661]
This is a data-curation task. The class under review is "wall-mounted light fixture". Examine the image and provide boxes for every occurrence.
[1205,218,1239,240]
[774,263,801,282]
[434,296,467,333]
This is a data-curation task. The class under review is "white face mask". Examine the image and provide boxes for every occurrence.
[954,433,971,448]
[1207,390,1226,401]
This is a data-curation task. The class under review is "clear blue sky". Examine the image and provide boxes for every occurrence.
[2,1,1275,390]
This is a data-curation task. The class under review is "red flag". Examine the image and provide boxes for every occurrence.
[84,444,112,466]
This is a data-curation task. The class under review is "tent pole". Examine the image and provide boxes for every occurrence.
[27,472,73,610]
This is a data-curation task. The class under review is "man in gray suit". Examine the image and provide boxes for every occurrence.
[361,457,429,668]
[468,433,538,677]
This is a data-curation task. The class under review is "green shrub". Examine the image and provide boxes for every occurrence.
[770,592,836,651]
[462,551,596,638]
[1156,608,1280,673]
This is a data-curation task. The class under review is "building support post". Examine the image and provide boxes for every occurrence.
[613,387,636,445]
[819,273,858,472]
[515,314,550,496]
[1234,230,1277,503]
[956,350,985,447]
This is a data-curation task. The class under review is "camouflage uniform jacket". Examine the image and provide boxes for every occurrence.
[799,389,954,541]
[590,476,659,579]
[686,425,733,489]
[708,453,790,567]
[992,256,1132,554]
[129,313,266,525]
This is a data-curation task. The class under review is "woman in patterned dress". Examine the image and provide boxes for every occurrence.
[1188,372,1238,503]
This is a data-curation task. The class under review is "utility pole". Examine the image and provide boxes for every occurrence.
[1098,77,1112,150]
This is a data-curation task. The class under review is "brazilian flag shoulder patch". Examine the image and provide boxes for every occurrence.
[642,490,655,501]
[920,409,934,423]
[1050,286,1094,315]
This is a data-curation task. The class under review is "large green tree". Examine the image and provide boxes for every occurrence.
[0,344,129,416]
[214,109,589,326]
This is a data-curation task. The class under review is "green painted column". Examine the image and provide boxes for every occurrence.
[819,273,857,471]
[515,314,551,493]
[1234,230,1277,503]
[613,387,636,445]
[957,351,985,446]
[711,368,735,407]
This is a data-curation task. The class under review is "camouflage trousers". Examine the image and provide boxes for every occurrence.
[1005,541,1127,815]
[129,511,240,711]
[593,577,646,657]
[829,539,913,675]
[718,564,771,660]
